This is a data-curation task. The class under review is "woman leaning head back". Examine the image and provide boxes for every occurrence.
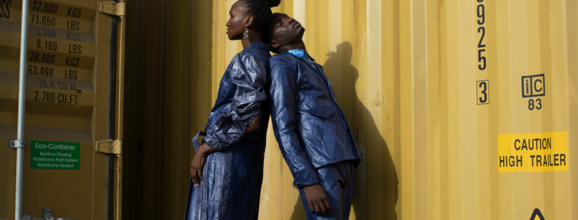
[226,0,281,43]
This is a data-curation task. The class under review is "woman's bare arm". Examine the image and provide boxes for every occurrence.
[242,106,262,138]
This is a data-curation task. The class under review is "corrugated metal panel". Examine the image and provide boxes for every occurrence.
[0,0,114,219]
[407,0,575,219]
[198,0,578,219]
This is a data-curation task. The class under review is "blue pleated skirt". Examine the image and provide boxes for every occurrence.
[184,138,265,220]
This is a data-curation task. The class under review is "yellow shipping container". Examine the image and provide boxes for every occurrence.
[209,0,575,219]
[1,0,575,219]
[0,0,124,219]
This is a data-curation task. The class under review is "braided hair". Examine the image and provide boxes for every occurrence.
[241,0,281,32]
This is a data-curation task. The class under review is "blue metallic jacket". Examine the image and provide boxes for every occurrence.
[198,43,270,152]
[267,51,360,187]
[185,42,270,220]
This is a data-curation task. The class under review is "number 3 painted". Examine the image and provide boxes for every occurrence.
[479,81,487,103]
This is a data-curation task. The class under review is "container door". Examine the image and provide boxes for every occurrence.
[0,0,125,219]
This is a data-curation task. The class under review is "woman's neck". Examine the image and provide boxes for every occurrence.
[242,32,263,49]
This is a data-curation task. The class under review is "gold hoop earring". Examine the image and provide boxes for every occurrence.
[243,28,249,41]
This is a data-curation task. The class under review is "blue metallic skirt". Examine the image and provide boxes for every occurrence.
[184,132,266,220]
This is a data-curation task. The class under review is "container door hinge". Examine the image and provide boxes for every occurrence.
[95,139,122,155]
[99,2,126,16]
[22,207,78,220]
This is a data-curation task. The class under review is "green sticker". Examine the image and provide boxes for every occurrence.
[30,140,80,170]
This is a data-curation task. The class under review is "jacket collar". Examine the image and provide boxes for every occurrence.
[281,49,316,62]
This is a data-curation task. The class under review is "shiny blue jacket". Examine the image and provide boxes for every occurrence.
[185,42,270,220]
[200,43,270,151]
[267,51,360,187]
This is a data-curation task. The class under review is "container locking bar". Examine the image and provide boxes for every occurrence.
[99,2,126,16]
[96,139,123,155]
[9,140,26,149]
[22,207,78,220]
[99,1,126,219]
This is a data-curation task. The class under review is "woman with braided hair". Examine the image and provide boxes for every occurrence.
[185,0,280,219]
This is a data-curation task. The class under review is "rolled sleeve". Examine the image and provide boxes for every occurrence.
[203,52,267,151]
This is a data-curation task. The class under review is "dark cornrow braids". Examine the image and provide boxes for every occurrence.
[241,0,281,32]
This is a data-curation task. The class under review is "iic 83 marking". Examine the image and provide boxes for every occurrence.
[522,74,545,111]
[477,0,486,70]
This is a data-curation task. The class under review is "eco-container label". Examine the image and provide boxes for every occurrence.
[498,131,568,172]
[30,140,80,170]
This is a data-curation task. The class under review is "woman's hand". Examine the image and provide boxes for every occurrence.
[190,143,217,187]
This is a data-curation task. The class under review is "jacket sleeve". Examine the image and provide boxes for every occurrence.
[268,60,319,186]
[203,52,267,151]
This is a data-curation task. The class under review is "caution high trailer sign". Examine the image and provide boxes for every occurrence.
[498,131,568,172]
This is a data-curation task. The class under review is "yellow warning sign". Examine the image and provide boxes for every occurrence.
[498,131,568,172]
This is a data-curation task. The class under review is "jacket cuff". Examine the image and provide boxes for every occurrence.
[202,135,225,151]
[293,169,320,187]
